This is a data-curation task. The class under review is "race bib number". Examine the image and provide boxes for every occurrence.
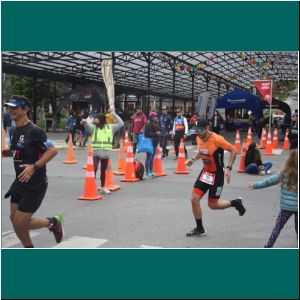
[200,171,216,185]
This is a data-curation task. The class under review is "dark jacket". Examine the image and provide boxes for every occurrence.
[159,114,173,134]
[288,122,298,149]
[144,120,160,147]
[245,144,263,167]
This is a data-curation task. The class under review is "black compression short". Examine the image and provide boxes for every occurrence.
[9,179,48,213]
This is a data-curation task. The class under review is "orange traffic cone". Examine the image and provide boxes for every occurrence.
[175,138,189,174]
[78,147,103,200]
[237,139,248,173]
[63,134,77,164]
[153,146,167,177]
[124,130,130,152]
[234,130,241,153]
[246,127,252,145]
[283,129,290,150]
[121,141,140,182]
[104,158,121,191]
[2,129,7,151]
[259,128,267,149]
[114,138,126,176]
[264,130,274,156]
[272,128,279,149]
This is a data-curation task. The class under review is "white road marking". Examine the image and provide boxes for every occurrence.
[272,149,283,155]
[140,245,163,249]
[2,231,40,248]
[52,236,108,248]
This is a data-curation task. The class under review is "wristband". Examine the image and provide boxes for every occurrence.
[226,166,232,171]
[33,163,41,171]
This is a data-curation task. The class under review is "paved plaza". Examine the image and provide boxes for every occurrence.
[1,132,297,249]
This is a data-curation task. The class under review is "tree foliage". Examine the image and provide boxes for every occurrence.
[2,74,70,113]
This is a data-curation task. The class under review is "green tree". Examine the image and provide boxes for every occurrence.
[2,74,69,114]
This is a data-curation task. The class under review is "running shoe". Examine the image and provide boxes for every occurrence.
[234,197,246,216]
[186,227,207,237]
[49,213,64,243]
[100,187,111,195]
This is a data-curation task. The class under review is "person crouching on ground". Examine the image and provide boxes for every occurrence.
[245,143,273,175]
[82,108,124,194]
[248,150,298,248]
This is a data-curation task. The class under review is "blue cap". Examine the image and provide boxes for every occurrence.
[3,99,31,108]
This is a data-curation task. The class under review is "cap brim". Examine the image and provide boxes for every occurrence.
[3,103,18,107]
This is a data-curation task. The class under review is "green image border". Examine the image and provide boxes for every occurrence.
[1,1,299,299]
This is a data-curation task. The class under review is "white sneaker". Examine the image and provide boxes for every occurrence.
[100,187,111,195]
[265,170,271,175]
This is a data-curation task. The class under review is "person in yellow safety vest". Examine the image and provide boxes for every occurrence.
[82,108,124,195]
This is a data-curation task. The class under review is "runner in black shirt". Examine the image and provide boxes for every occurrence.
[2,96,64,248]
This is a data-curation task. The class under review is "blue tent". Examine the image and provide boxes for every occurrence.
[216,89,264,119]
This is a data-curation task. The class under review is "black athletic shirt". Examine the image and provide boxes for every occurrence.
[10,122,54,184]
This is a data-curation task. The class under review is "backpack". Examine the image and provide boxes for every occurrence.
[134,159,145,180]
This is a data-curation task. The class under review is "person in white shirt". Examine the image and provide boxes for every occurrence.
[82,112,95,147]
[171,108,189,159]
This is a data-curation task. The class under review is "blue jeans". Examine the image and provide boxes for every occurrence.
[145,146,156,175]
[246,162,273,174]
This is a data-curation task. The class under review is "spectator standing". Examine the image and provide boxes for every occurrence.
[144,112,161,178]
[131,106,147,156]
[159,107,173,159]
[248,150,298,248]
[172,108,188,159]
[65,111,76,145]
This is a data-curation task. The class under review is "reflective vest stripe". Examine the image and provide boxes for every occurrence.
[92,125,113,150]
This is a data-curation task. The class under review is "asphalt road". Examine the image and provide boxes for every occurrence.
[1,136,298,249]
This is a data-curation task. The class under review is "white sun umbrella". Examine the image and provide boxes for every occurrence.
[101,59,115,111]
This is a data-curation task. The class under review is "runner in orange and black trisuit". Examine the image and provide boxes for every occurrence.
[186,117,246,237]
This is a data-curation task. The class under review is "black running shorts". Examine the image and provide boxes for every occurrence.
[193,169,224,202]
[9,179,48,213]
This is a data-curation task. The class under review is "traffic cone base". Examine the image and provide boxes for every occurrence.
[114,170,125,175]
[78,195,103,201]
[64,160,78,164]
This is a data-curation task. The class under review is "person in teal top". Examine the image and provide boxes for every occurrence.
[82,109,124,195]
[248,150,298,248]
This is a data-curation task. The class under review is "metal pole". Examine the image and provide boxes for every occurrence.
[269,80,273,131]
[32,76,37,124]
[217,79,221,100]
[172,65,176,113]
[191,73,195,114]
[147,52,150,115]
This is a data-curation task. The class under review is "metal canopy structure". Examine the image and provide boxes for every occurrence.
[2,51,298,103]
